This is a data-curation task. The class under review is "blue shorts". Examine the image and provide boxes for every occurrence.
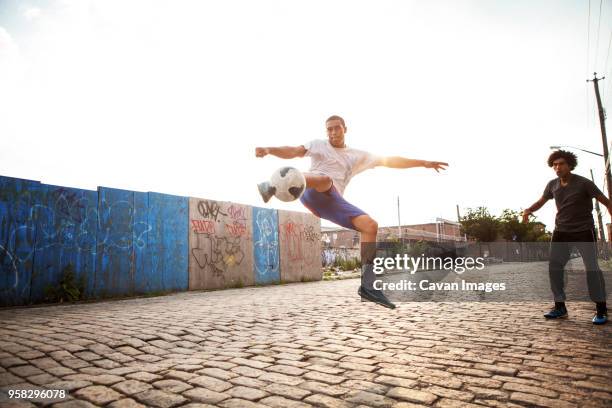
[300,185,367,230]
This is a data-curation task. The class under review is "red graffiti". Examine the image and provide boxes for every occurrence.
[282,222,297,235]
[225,221,248,237]
[192,219,215,234]
[280,221,319,265]
[281,222,319,241]
[227,205,247,221]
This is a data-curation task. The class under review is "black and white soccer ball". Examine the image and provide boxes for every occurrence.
[269,167,306,202]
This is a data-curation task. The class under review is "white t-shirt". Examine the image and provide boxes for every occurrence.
[303,139,381,196]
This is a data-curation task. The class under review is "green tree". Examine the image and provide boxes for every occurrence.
[528,222,551,242]
[409,240,429,257]
[499,209,550,242]
[459,207,500,242]
[498,209,529,241]
[461,207,551,242]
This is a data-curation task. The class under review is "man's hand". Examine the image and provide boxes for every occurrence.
[255,147,270,158]
[424,161,449,172]
[521,209,532,224]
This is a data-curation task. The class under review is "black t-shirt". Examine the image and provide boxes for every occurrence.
[543,174,603,232]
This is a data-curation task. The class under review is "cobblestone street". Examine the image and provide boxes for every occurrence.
[1,271,611,408]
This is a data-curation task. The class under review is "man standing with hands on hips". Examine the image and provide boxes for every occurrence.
[523,150,609,324]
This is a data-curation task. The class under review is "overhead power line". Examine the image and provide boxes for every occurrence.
[603,32,612,106]
[587,1,593,127]
[594,0,603,68]
[588,0,592,74]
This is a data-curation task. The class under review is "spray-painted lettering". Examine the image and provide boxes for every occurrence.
[280,221,321,264]
[197,200,226,221]
[225,221,247,237]
[227,204,247,221]
[192,219,215,234]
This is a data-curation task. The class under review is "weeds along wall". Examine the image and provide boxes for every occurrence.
[0,176,321,307]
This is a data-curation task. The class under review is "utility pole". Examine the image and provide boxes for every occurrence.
[587,73,612,199]
[591,169,608,259]
[397,196,402,240]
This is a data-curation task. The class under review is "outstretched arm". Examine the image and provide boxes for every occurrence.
[596,194,612,216]
[380,156,448,172]
[255,145,306,159]
[522,196,549,223]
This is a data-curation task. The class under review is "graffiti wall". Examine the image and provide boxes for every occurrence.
[278,210,322,282]
[0,174,321,306]
[94,189,188,298]
[322,247,360,267]
[189,198,254,290]
[0,177,43,306]
[252,207,280,285]
[94,188,136,297]
[31,184,98,302]
[145,193,189,293]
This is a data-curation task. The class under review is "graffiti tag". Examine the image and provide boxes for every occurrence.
[197,200,227,221]
[192,219,215,234]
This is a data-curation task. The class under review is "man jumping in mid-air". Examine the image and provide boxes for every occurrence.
[255,115,448,309]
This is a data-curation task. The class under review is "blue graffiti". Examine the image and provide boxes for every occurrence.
[0,243,19,291]
[253,208,279,283]
[97,199,151,251]
[1,184,153,301]
[3,196,151,263]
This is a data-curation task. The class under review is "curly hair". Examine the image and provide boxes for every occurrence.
[547,150,577,170]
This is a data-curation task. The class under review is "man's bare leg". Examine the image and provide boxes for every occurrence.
[352,214,378,255]
[304,173,333,192]
[353,214,378,287]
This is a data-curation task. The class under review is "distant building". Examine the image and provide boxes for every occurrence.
[322,218,466,249]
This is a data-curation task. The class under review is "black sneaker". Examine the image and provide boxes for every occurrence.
[358,286,396,309]
[543,307,568,319]
[257,182,276,203]
[593,311,608,325]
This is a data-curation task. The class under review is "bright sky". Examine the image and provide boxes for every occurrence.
[1,0,612,232]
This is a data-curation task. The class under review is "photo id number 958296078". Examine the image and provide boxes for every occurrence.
[8,389,67,400]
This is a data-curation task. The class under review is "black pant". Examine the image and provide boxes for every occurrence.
[549,229,607,304]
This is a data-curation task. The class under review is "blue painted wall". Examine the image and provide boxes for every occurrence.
[95,187,135,298]
[0,176,42,306]
[134,192,153,294]
[31,185,98,303]
[253,207,280,284]
[147,192,189,293]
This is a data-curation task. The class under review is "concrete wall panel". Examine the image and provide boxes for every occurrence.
[189,198,254,290]
[278,210,321,282]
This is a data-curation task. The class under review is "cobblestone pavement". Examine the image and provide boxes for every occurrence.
[0,273,611,407]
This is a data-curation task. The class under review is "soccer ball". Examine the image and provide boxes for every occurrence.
[259,167,306,203]
[270,167,306,202]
